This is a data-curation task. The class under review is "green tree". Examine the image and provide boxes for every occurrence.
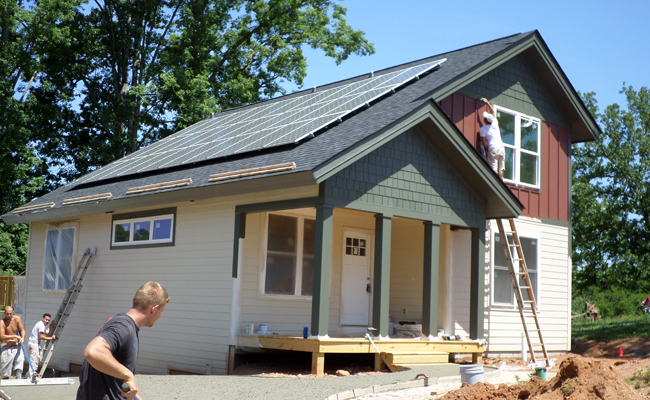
[0,0,79,273]
[572,86,650,293]
[31,0,375,183]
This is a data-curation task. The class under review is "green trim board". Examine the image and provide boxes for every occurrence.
[422,222,440,337]
[231,212,246,278]
[372,214,392,337]
[311,204,334,337]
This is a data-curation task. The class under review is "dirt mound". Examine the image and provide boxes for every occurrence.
[437,355,644,400]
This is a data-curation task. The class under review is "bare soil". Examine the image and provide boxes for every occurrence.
[233,338,650,399]
[439,338,650,400]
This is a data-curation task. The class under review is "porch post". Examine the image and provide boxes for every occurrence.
[469,227,486,339]
[373,214,392,338]
[311,204,334,337]
[422,222,440,338]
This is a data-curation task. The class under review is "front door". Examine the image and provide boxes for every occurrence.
[340,231,372,326]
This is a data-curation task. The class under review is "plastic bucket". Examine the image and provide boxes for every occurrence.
[459,364,484,384]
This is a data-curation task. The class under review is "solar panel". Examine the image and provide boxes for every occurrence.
[75,58,446,184]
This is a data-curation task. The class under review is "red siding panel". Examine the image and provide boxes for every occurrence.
[452,94,465,132]
[441,97,452,118]
[529,191,539,218]
[559,126,570,221]
[463,96,478,146]
[439,94,570,222]
[549,124,560,220]
[541,122,550,219]
[519,190,530,217]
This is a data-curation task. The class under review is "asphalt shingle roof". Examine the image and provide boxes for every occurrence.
[3,31,534,222]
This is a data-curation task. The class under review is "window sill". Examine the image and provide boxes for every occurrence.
[257,293,313,302]
[505,182,541,192]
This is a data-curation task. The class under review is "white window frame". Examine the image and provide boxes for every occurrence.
[111,211,175,248]
[490,227,540,308]
[494,105,541,188]
[43,222,78,292]
[260,210,316,299]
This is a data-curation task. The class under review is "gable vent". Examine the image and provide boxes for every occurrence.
[209,162,296,183]
[13,202,55,213]
[62,193,113,206]
[126,178,193,195]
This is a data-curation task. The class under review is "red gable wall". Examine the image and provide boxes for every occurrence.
[440,93,569,222]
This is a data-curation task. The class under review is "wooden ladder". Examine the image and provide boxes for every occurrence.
[36,247,97,379]
[495,219,550,367]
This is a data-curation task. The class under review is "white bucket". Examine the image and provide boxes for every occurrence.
[459,364,484,384]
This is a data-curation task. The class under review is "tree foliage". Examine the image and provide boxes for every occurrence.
[0,0,76,273]
[1,0,374,274]
[572,86,650,293]
[30,0,374,183]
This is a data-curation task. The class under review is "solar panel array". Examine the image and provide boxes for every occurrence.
[76,58,446,184]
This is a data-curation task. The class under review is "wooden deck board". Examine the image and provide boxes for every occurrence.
[237,334,486,375]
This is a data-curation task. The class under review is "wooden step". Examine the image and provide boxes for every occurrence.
[383,351,449,365]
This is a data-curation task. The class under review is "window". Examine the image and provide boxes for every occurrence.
[264,213,315,296]
[495,106,541,187]
[111,208,176,249]
[43,223,77,291]
[492,232,538,306]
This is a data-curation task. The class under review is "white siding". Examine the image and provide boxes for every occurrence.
[23,185,318,375]
[484,217,570,356]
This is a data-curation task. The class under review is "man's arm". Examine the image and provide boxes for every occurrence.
[480,98,495,116]
[38,331,56,341]
[17,317,25,342]
[84,336,139,400]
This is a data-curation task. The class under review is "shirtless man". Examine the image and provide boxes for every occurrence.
[0,306,26,379]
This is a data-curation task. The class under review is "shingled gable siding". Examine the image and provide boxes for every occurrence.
[440,55,570,222]
[326,128,485,225]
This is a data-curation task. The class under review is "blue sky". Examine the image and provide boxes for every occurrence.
[286,0,649,113]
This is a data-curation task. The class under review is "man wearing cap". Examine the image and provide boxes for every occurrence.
[479,97,505,180]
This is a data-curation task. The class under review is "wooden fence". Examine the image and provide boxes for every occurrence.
[0,277,14,310]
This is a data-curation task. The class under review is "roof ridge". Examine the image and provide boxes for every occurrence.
[215,31,533,116]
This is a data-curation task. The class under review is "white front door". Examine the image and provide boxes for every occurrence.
[340,231,372,326]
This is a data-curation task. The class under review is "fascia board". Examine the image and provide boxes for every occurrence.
[526,38,601,142]
[2,171,316,225]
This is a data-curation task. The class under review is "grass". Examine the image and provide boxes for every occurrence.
[572,314,650,340]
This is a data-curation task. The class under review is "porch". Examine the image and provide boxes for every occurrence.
[236,334,485,375]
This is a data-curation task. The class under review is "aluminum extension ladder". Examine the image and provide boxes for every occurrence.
[495,219,550,367]
[36,247,97,379]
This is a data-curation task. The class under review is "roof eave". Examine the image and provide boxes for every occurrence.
[2,171,317,225]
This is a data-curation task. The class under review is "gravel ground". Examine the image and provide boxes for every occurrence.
[0,364,544,400]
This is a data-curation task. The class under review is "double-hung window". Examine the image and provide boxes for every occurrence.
[492,232,539,306]
[111,208,176,249]
[495,106,541,187]
[263,213,315,297]
[43,223,77,291]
